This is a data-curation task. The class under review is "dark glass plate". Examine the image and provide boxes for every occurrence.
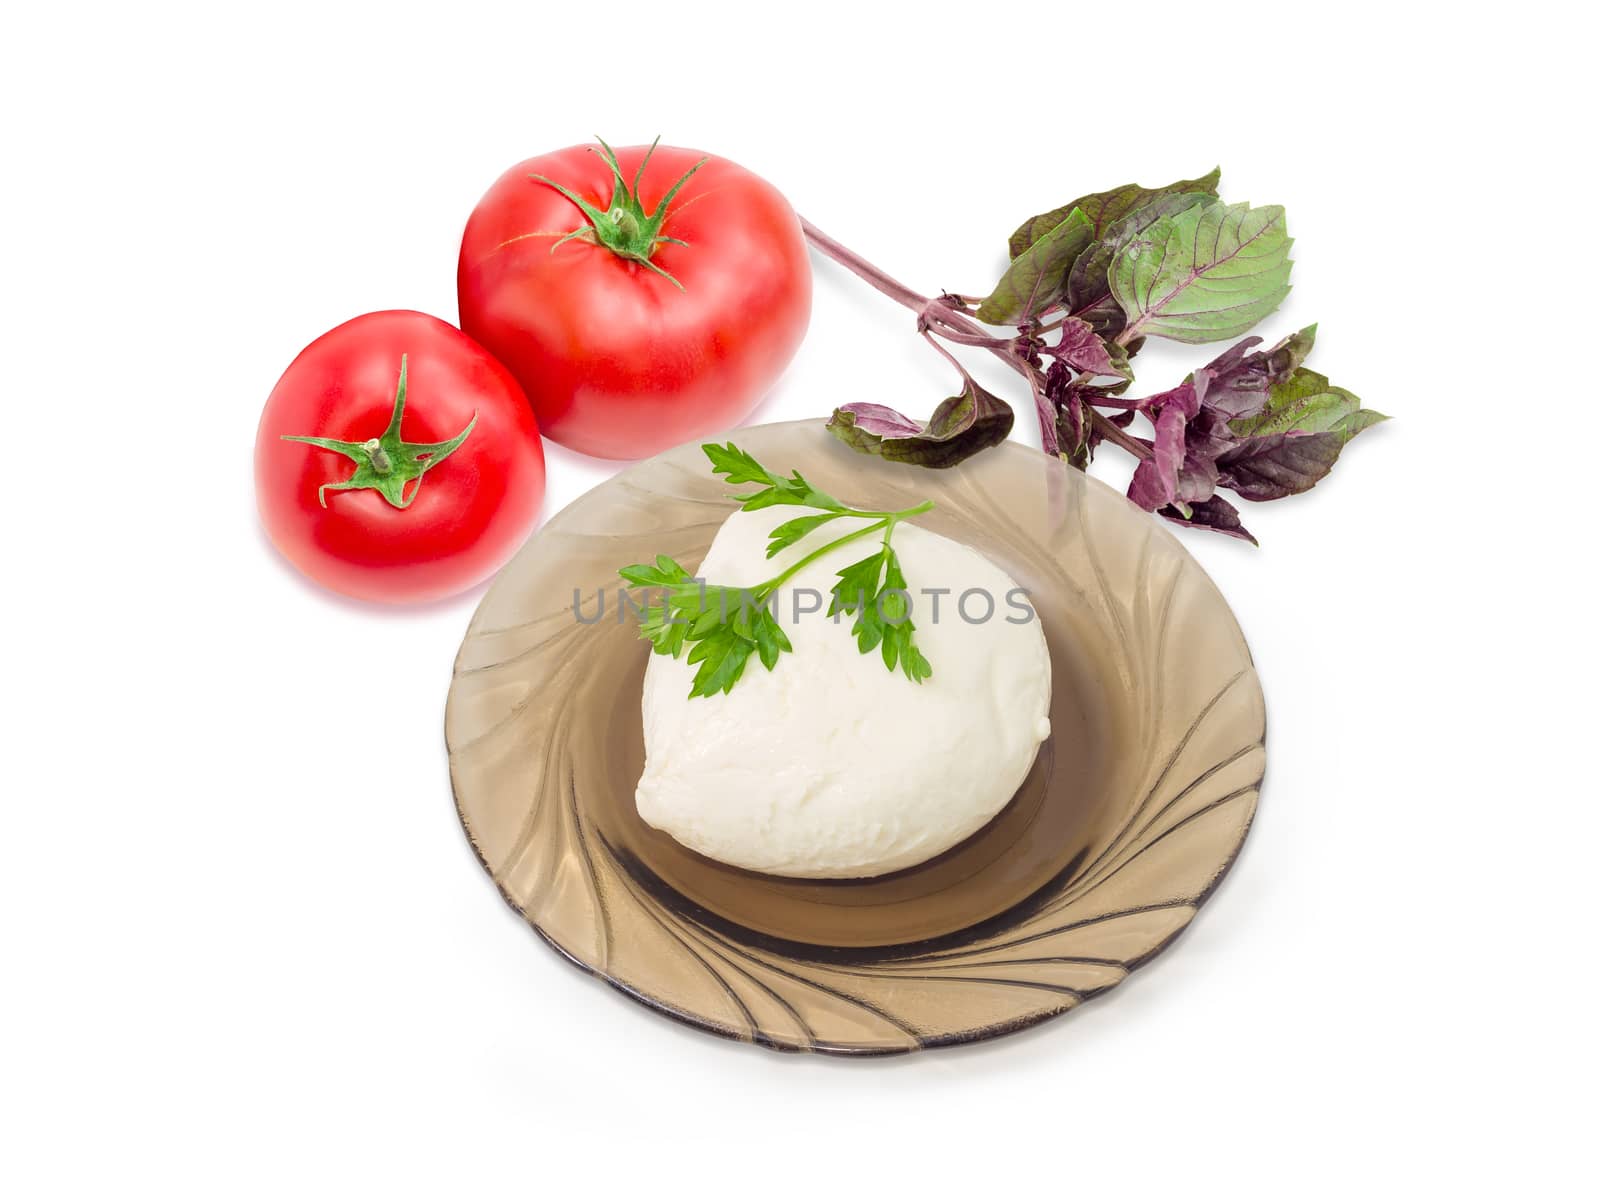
[446,421,1264,1054]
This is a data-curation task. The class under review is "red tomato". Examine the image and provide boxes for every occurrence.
[255,310,545,604]
[457,140,812,460]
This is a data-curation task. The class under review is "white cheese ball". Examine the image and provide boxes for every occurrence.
[635,508,1052,878]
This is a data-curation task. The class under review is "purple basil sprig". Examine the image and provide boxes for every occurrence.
[801,170,1386,542]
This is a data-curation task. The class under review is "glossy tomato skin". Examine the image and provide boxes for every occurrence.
[255,310,545,604]
[457,143,811,460]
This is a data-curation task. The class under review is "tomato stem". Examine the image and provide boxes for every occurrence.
[280,356,478,509]
[531,136,706,291]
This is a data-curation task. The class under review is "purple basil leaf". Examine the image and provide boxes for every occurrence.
[1158,495,1258,544]
[1195,325,1318,419]
[1067,388,1136,466]
[1176,450,1220,505]
[1127,378,1201,418]
[1056,389,1088,469]
[1051,317,1128,379]
[1127,405,1188,510]
[1180,406,1234,461]
[1033,370,1063,460]
[1216,431,1344,501]
[827,379,1014,469]
[1007,168,1222,259]
[828,402,928,439]
[1080,361,1138,398]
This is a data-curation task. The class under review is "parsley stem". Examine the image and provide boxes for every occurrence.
[755,497,934,594]
[759,519,889,592]
[852,499,935,521]
[627,445,946,696]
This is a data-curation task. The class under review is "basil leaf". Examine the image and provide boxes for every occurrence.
[822,403,924,438]
[1158,496,1257,545]
[1127,405,1189,511]
[827,379,1014,469]
[1230,368,1389,443]
[1216,431,1344,501]
[1329,409,1390,441]
[1111,201,1293,344]
[1065,191,1217,323]
[1053,317,1128,379]
[1194,326,1318,419]
[976,208,1094,324]
[1007,168,1221,259]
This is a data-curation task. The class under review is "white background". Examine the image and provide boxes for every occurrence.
[3,2,1594,1198]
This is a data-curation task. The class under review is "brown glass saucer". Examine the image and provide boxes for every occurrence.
[445,420,1265,1054]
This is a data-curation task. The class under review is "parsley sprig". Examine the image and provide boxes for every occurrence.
[619,443,935,698]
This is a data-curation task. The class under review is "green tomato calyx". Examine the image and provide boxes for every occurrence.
[281,355,476,509]
[532,135,705,290]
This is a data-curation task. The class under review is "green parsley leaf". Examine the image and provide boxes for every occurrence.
[621,445,937,698]
[765,511,848,558]
[685,626,758,698]
[751,609,792,670]
[829,549,887,618]
[639,601,688,658]
[618,554,692,589]
[701,442,778,487]
[707,441,845,512]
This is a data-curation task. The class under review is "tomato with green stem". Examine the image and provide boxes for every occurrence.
[254,310,546,604]
[457,138,812,460]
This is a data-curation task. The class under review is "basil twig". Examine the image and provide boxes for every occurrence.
[802,168,1387,543]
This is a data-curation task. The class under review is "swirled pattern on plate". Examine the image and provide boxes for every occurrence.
[446,421,1265,1054]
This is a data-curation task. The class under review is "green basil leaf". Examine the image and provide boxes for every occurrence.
[1230,368,1389,444]
[1111,201,1293,344]
[1008,168,1221,259]
[1066,190,1217,320]
[977,208,1094,324]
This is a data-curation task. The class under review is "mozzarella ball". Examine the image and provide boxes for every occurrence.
[635,508,1051,878]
